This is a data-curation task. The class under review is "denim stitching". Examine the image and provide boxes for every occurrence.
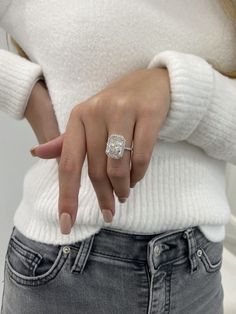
[6,247,68,286]
[71,234,95,274]
[9,239,36,261]
[90,251,146,264]
[198,247,223,273]
[164,266,172,314]
[10,236,42,261]
[8,240,42,272]
[0,260,7,314]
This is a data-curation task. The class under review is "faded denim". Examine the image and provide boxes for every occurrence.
[1,225,224,314]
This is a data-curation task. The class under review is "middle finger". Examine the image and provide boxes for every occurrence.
[84,118,116,222]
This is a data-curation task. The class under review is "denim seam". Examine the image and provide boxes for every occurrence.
[198,248,223,273]
[183,228,198,274]
[6,247,68,286]
[164,266,172,314]
[9,240,36,260]
[90,250,146,264]
[8,242,42,272]
[145,262,151,292]
[71,242,85,273]
[71,234,95,274]
[0,260,7,314]
[147,274,154,314]
[10,236,42,261]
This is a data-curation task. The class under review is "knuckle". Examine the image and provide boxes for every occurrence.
[72,102,88,120]
[114,95,133,113]
[83,95,110,119]
[132,152,150,166]
[59,198,78,212]
[70,104,81,118]
[91,93,110,108]
[107,167,127,179]
[88,168,106,183]
[115,94,130,106]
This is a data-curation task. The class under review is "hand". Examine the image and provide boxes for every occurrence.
[31,67,171,234]
[25,80,60,163]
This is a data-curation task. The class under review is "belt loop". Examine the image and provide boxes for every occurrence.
[183,228,198,274]
[71,234,95,274]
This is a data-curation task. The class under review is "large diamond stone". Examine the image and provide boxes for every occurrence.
[105,134,126,159]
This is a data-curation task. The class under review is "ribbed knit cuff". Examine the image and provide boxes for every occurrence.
[147,50,214,142]
[0,49,43,120]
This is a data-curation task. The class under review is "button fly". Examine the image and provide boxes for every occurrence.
[154,245,162,256]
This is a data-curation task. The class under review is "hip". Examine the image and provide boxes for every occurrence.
[1,225,224,314]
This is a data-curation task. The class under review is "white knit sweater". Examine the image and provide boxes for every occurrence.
[0,0,236,245]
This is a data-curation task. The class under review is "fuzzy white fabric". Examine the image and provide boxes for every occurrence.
[0,0,236,244]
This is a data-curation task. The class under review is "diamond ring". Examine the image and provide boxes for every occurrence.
[105,134,133,159]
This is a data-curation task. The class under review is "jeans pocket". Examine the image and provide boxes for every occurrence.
[5,228,68,286]
[197,240,223,273]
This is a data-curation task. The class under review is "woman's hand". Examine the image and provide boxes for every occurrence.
[25,80,60,163]
[31,67,171,234]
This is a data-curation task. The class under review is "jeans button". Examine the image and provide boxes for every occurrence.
[63,246,71,254]
[154,244,162,256]
[197,249,202,257]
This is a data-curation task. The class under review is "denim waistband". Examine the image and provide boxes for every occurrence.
[74,226,207,258]
[11,225,211,275]
[70,226,210,274]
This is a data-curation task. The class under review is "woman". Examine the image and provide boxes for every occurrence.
[0,1,236,313]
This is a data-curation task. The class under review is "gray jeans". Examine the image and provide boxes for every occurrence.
[1,225,224,314]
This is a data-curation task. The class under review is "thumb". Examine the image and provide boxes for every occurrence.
[30,133,65,159]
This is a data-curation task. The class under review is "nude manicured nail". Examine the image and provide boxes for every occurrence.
[30,145,39,157]
[101,209,113,223]
[59,213,72,234]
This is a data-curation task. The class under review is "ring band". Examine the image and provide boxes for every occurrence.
[105,134,133,159]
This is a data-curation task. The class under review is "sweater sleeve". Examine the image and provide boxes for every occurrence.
[147,50,236,165]
[0,49,43,120]
[0,0,12,20]
[0,0,43,120]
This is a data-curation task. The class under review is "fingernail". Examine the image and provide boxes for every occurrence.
[30,145,39,157]
[118,198,127,203]
[101,209,113,223]
[59,213,72,234]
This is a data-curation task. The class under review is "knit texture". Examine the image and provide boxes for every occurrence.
[147,50,236,165]
[0,0,11,21]
[0,50,43,119]
[0,0,235,244]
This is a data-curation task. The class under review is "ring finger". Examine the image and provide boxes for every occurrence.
[106,119,135,202]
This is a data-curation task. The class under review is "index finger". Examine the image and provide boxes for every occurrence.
[58,108,86,234]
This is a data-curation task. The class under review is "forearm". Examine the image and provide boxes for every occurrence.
[24,80,60,144]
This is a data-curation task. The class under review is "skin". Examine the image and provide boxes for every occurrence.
[25,80,60,145]
[29,67,171,234]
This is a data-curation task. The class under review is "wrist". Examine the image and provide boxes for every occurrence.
[25,81,60,144]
